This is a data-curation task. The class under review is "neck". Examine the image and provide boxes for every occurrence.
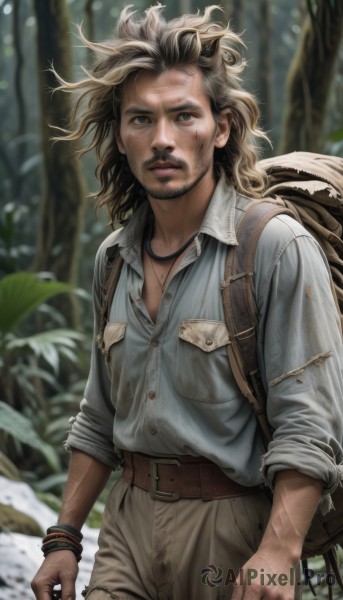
[148,177,216,246]
[144,218,196,261]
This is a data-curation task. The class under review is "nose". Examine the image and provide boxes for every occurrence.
[151,118,174,152]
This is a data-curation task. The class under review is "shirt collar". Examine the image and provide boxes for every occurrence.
[111,200,150,254]
[199,173,238,246]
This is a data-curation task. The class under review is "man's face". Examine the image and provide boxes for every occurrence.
[116,66,231,202]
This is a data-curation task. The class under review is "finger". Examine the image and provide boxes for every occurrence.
[60,580,76,600]
[31,579,55,600]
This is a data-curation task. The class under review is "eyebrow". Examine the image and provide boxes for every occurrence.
[123,102,202,116]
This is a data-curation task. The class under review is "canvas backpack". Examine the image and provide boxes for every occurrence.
[223,151,343,447]
[97,151,343,591]
[223,152,343,594]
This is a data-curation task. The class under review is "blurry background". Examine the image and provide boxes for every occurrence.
[0,1,342,596]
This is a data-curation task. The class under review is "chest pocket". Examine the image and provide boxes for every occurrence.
[102,322,133,405]
[103,323,126,359]
[173,319,236,403]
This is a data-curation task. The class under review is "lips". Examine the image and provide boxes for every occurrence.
[148,161,180,170]
[147,161,181,178]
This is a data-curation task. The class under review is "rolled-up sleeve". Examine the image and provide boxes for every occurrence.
[254,214,343,504]
[65,233,123,469]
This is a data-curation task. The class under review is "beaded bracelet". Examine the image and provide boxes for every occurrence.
[42,523,83,562]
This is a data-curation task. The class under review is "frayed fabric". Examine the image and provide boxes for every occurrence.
[268,352,333,387]
[82,584,134,599]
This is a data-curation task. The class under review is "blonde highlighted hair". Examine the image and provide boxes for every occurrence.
[56,4,268,223]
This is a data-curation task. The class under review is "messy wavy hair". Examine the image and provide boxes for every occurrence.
[55,4,268,224]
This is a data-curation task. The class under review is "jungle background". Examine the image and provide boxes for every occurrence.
[0,0,342,598]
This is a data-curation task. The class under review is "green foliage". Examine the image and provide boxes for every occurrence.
[0,272,73,334]
[325,128,343,157]
[0,203,30,275]
[0,401,60,472]
[6,328,83,373]
[328,128,343,142]
[0,270,87,486]
[0,149,89,494]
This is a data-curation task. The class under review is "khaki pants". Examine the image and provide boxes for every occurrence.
[84,476,294,599]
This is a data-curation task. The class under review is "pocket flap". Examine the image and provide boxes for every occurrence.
[179,320,230,352]
[103,322,127,351]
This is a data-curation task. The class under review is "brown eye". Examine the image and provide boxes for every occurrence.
[133,116,150,124]
[178,113,193,122]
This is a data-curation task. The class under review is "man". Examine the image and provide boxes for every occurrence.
[32,5,343,600]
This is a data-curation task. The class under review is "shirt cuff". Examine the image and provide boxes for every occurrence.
[260,436,343,514]
[64,416,123,471]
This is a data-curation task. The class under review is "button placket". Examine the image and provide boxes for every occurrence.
[143,325,162,447]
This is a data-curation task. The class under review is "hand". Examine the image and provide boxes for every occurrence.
[31,550,78,600]
[231,548,298,599]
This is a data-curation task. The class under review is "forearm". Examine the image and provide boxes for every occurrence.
[259,469,323,562]
[58,448,113,530]
[231,470,323,598]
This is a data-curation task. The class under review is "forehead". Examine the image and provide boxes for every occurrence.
[120,65,211,111]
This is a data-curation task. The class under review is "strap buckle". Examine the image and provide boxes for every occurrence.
[150,458,181,501]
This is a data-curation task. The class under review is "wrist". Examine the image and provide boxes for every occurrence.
[42,523,83,562]
[54,522,83,539]
[259,525,303,564]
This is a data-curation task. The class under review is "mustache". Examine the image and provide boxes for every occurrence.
[143,152,187,169]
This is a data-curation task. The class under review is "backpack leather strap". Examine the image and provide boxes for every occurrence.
[96,247,124,352]
[222,200,294,447]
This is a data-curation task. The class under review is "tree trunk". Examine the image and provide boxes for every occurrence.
[279,0,343,153]
[33,0,86,327]
[179,0,192,14]
[84,0,95,66]
[256,0,272,136]
[13,0,26,192]
[222,0,245,33]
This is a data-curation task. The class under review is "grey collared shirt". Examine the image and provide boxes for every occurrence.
[66,176,343,496]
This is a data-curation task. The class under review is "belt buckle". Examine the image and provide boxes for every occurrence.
[150,458,181,501]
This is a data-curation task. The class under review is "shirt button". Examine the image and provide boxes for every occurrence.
[164,292,172,301]
[149,426,157,435]
[148,391,156,400]
[152,339,159,347]
[206,338,213,346]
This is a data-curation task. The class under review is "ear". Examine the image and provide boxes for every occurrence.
[214,111,232,149]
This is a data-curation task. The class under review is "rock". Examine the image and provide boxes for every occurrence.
[0,504,43,536]
[0,477,99,600]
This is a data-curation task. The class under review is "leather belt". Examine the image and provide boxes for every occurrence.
[123,451,263,502]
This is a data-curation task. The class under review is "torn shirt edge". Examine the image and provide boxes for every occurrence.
[269,351,333,388]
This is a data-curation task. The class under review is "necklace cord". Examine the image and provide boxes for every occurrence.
[148,254,178,292]
[144,218,196,261]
